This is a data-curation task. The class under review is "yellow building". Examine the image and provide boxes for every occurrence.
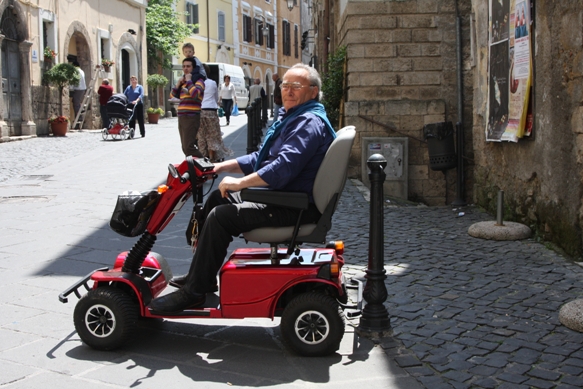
[0,0,147,137]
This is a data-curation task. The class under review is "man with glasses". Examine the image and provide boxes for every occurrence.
[149,63,338,313]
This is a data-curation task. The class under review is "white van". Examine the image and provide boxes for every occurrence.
[205,63,249,109]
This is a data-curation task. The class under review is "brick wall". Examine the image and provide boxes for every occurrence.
[336,0,473,206]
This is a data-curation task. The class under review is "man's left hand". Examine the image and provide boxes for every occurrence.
[184,73,192,82]
[218,176,242,198]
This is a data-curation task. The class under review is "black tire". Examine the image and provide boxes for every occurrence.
[280,292,345,356]
[73,287,138,350]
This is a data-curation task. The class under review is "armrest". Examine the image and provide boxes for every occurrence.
[240,188,309,210]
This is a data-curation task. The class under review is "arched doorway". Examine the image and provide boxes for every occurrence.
[63,22,92,128]
[119,38,139,93]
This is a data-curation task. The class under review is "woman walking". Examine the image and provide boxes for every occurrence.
[218,75,237,126]
[198,64,232,162]
[123,76,146,137]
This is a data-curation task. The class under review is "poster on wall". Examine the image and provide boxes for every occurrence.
[487,0,533,142]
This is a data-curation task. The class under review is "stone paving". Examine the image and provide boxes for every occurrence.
[1,119,583,388]
[333,181,583,389]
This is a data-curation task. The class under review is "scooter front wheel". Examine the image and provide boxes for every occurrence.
[280,292,345,357]
[73,286,138,350]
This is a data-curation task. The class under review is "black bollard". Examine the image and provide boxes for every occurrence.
[246,105,255,154]
[356,153,392,338]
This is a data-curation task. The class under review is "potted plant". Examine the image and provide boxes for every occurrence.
[146,74,169,109]
[47,115,69,136]
[43,63,80,135]
[101,58,115,72]
[43,46,57,64]
[146,107,164,124]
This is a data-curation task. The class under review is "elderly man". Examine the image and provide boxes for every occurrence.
[97,79,113,128]
[248,78,265,104]
[149,63,337,313]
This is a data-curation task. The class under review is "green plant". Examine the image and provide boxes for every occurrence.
[147,107,164,115]
[44,63,81,117]
[146,74,169,89]
[321,45,347,130]
[48,115,69,123]
[44,46,56,60]
[146,0,195,70]
[43,63,80,91]
[101,58,115,67]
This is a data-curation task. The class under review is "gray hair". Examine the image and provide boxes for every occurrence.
[289,63,322,102]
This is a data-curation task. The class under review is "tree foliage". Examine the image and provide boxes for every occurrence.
[146,0,196,70]
[321,46,347,130]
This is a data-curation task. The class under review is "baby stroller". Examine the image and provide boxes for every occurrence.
[102,93,136,141]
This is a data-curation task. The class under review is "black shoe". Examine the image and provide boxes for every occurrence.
[141,133,145,137]
[227,121,230,126]
[148,289,205,313]
[169,274,218,292]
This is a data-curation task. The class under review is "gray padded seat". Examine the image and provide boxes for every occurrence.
[241,126,356,245]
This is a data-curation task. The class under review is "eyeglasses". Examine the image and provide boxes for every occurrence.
[280,82,315,91]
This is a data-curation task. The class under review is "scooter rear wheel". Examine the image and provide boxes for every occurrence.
[74,286,138,350]
[280,292,345,356]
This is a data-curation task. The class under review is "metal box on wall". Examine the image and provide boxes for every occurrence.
[361,137,408,200]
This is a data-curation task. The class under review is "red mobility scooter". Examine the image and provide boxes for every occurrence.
[60,127,356,356]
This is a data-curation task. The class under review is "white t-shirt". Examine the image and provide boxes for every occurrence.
[73,68,86,90]
[219,83,236,100]
[201,79,219,109]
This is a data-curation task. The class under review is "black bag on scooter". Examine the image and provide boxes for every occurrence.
[110,190,160,237]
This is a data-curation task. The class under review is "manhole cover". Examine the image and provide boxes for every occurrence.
[0,196,55,204]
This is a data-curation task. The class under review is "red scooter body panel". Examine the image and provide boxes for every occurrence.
[219,247,344,318]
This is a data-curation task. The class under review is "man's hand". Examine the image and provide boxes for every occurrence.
[218,176,243,198]
[217,171,269,198]
[184,73,192,82]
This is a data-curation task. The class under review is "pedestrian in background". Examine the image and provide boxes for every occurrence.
[97,79,113,129]
[198,64,232,162]
[248,78,265,104]
[272,73,282,121]
[219,75,237,126]
[170,58,205,157]
[123,76,146,137]
[70,61,86,126]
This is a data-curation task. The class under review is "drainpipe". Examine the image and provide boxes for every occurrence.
[207,0,210,61]
[452,0,466,206]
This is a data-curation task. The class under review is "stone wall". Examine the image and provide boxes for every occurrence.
[471,0,583,257]
[336,0,474,205]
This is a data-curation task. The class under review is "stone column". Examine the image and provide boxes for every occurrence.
[0,34,8,141]
[18,40,36,136]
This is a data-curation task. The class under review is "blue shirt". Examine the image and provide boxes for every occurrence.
[236,105,334,201]
[124,84,144,103]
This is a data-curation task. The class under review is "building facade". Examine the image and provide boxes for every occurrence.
[0,0,147,138]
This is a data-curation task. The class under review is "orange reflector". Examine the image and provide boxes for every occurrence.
[334,241,344,255]
[330,262,339,277]
[157,185,169,194]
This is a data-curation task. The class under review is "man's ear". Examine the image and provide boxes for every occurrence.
[311,86,319,100]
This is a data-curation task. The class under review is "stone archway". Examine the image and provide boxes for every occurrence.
[0,0,35,139]
[63,21,93,127]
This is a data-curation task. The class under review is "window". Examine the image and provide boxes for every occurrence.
[243,14,253,43]
[254,18,264,46]
[39,10,57,64]
[186,2,199,34]
[267,23,275,49]
[282,20,291,56]
[294,25,298,58]
[218,12,225,42]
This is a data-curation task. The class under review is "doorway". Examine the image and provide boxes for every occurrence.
[1,11,22,135]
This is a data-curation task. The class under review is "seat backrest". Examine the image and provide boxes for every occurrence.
[313,125,356,214]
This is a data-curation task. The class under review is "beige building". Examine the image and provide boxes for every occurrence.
[0,0,147,139]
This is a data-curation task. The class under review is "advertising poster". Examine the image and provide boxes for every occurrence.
[487,0,533,142]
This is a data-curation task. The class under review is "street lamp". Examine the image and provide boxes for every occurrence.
[256,14,269,38]
[287,0,295,11]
